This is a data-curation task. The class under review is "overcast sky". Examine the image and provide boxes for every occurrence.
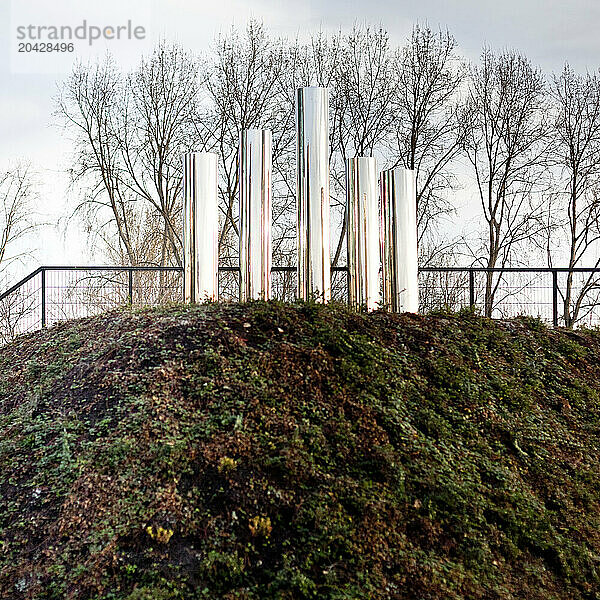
[1,0,600,280]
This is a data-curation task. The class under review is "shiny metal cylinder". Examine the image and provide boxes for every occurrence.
[346,157,380,310]
[296,87,330,302]
[380,168,418,312]
[183,152,219,303]
[239,129,272,301]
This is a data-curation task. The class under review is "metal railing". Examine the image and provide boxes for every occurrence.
[2,265,600,342]
[420,267,600,327]
[0,265,345,342]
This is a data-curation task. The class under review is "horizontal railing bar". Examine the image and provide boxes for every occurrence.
[0,267,43,302]
[21,265,349,273]
[420,267,600,273]
[37,265,600,274]
[33,266,183,272]
[269,266,349,273]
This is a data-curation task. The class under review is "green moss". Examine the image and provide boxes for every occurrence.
[0,302,599,599]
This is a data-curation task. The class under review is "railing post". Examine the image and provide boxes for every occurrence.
[469,269,475,309]
[552,269,558,327]
[128,268,133,305]
[41,268,46,328]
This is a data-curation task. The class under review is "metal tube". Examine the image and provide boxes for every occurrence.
[297,87,330,302]
[380,168,419,312]
[346,157,380,310]
[183,152,219,303]
[239,129,272,301]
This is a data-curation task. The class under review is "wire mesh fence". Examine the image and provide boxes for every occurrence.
[419,269,556,321]
[0,270,42,344]
[555,270,600,327]
[3,265,600,343]
[420,268,600,326]
[43,268,184,326]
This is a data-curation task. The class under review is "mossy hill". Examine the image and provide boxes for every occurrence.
[1,302,600,599]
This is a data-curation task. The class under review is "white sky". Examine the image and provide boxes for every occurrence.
[1,0,600,283]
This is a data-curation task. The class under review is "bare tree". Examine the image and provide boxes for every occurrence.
[201,23,288,261]
[463,49,550,316]
[56,42,202,268]
[390,25,465,256]
[121,42,202,267]
[0,163,36,272]
[0,286,38,343]
[0,163,37,341]
[334,27,395,158]
[331,26,396,266]
[57,56,139,264]
[547,65,600,326]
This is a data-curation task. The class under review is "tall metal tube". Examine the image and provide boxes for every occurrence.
[297,87,330,302]
[183,152,219,303]
[346,157,380,310]
[380,168,418,312]
[239,129,272,301]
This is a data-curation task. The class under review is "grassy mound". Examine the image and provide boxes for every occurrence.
[0,302,599,599]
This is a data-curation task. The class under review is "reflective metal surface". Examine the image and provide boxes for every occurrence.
[239,129,272,301]
[346,157,380,310]
[183,152,219,303]
[380,168,419,312]
[297,87,331,302]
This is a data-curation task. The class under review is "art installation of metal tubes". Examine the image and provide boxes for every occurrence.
[239,129,272,301]
[380,168,419,313]
[346,157,380,310]
[183,152,219,303]
[296,87,331,302]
